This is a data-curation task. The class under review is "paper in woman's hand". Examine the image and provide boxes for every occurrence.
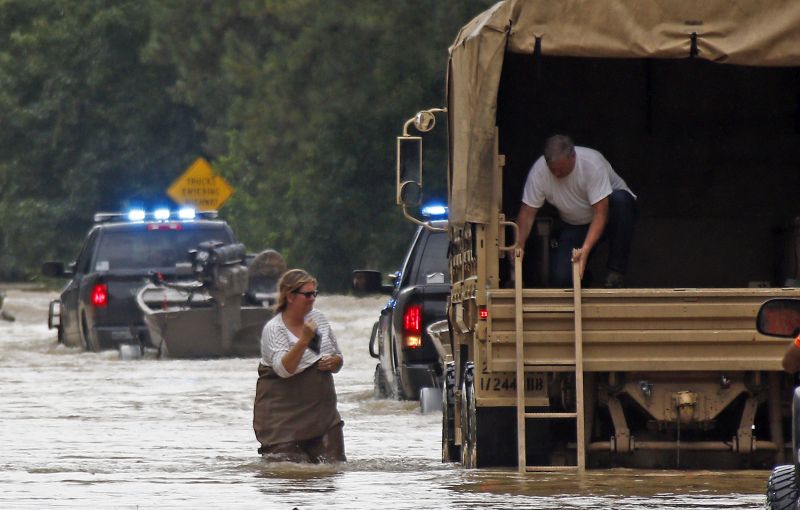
[308,332,321,353]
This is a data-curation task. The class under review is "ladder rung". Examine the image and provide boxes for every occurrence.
[523,361,576,368]
[525,465,579,472]
[522,305,574,313]
[524,412,578,419]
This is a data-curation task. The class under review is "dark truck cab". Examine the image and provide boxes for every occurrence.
[354,218,449,400]
[43,210,236,352]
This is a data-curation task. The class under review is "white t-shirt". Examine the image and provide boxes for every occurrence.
[521,146,636,225]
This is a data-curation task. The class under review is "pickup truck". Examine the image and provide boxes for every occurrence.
[354,218,449,400]
[42,209,237,352]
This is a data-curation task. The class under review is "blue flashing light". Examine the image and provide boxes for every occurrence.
[177,207,196,220]
[127,209,146,222]
[421,203,448,218]
[153,208,171,220]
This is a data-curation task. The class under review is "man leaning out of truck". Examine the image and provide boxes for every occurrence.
[515,134,638,288]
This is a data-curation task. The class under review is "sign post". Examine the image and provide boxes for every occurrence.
[167,158,234,210]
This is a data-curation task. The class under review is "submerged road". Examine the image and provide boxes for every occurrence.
[0,289,767,509]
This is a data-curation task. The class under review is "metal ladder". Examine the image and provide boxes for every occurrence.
[514,248,586,472]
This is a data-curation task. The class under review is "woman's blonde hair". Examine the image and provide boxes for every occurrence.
[275,269,317,313]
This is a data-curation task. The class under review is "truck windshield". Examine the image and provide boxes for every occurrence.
[93,226,234,271]
[414,231,450,285]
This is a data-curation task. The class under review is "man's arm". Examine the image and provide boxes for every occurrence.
[572,196,609,277]
[515,203,539,260]
[783,336,800,373]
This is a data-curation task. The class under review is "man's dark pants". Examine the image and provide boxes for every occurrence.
[551,190,638,287]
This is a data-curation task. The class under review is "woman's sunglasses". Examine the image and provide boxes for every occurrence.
[292,290,318,298]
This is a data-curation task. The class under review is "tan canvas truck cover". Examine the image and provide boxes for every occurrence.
[447,0,800,226]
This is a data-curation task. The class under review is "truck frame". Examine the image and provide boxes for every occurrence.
[397,0,800,471]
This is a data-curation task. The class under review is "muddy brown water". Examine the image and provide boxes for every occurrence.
[0,290,768,508]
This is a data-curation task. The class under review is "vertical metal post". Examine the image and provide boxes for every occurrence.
[515,247,526,472]
[572,253,586,473]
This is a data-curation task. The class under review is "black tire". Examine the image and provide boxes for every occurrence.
[442,361,460,462]
[460,362,476,468]
[392,369,407,400]
[373,363,390,399]
[766,464,799,510]
[81,313,100,352]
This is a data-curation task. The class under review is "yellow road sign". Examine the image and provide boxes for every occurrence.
[167,158,234,210]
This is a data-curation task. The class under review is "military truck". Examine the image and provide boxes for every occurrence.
[397,0,800,471]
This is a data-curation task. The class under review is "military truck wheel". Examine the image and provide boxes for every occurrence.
[81,313,100,352]
[442,361,460,462]
[373,364,390,398]
[766,464,799,510]
[460,363,477,468]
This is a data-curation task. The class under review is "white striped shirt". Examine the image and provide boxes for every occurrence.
[259,309,343,378]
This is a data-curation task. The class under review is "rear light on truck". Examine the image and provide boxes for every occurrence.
[146,222,182,231]
[402,303,422,349]
[91,283,108,307]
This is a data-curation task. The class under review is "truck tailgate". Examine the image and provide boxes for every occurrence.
[485,287,800,372]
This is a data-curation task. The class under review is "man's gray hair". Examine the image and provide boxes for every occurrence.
[544,134,576,162]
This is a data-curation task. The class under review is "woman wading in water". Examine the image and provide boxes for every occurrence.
[253,269,345,462]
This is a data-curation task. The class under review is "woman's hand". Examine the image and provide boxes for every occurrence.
[317,354,343,373]
[280,319,318,375]
[301,319,318,345]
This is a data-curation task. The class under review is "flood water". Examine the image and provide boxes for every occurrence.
[0,289,769,509]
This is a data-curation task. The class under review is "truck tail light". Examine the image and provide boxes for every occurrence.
[91,283,108,307]
[402,303,422,349]
[479,307,488,320]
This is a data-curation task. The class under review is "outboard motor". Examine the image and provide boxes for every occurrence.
[188,241,247,288]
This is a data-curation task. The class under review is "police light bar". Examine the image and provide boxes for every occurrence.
[421,203,448,218]
[127,209,146,221]
[153,208,171,220]
[177,207,196,220]
[93,209,218,223]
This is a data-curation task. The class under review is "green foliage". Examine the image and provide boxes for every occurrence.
[0,0,204,274]
[0,0,494,289]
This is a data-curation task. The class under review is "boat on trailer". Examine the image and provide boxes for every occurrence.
[136,243,285,358]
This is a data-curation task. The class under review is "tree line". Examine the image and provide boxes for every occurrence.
[0,0,493,290]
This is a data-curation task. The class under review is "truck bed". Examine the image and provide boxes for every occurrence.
[485,287,800,372]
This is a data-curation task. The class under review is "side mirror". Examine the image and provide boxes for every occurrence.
[414,111,437,132]
[352,270,393,295]
[396,136,422,206]
[399,181,422,207]
[41,261,66,278]
[757,298,800,338]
